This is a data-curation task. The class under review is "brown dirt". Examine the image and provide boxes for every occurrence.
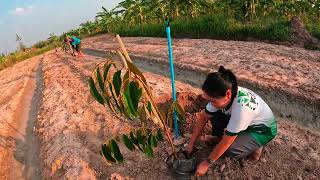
[83,34,320,102]
[0,55,42,179]
[82,34,320,130]
[0,35,319,179]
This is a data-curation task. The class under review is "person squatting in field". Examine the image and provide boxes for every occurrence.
[187,66,277,176]
[67,36,83,57]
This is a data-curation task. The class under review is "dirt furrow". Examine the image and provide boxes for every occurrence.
[9,57,43,180]
[22,58,43,180]
[36,52,117,179]
[0,54,44,179]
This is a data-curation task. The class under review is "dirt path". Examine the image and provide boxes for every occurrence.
[36,52,104,179]
[21,58,43,179]
[0,55,43,179]
[9,58,42,180]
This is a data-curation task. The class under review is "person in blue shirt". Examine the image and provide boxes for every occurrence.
[67,36,83,57]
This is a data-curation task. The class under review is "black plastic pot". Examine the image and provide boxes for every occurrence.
[166,150,197,180]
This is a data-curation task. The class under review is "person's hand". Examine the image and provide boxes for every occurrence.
[195,160,210,176]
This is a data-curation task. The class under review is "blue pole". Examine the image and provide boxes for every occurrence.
[165,19,179,139]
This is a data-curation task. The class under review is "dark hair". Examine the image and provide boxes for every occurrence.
[202,66,238,101]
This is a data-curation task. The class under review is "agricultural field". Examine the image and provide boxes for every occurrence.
[0,34,319,179]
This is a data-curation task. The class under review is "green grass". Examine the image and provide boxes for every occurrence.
[309,24,320,40]
[304,16,320,40]
[112,14,290,42]
[0,44,57,71]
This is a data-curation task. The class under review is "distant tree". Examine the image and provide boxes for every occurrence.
[47,33,58,43]
[16,33,26,52]
[0,52,5,62]
[96,7,116,31]
[80,21,98,35]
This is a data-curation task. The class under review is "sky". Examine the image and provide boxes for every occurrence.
[0,0,121,54]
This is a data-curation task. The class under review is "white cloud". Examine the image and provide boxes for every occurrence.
[10,6,34,16]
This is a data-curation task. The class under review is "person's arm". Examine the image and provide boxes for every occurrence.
[196,104,254,176]
[195,134,237,176]
[187,110,211,153]
[208,134,237,161]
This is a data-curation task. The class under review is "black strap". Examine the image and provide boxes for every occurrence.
[222,96,235,112]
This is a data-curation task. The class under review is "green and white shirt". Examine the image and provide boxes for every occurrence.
[206,86,277,145]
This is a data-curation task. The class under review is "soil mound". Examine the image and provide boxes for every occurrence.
[290,16,320,49]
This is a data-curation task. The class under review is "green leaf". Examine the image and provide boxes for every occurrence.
[150,135,158,147]
[146,129,152,143]
[123,81,142,117]
[122,134,135,151]
[145,144,154,158]
[96,67,105,92]
[103,63,112,81]
[109,82,122,112]
[120,71,132,118]
[123,70,129,82]
[101,144,116,163]
[174,102,186,123]
[125,61,157,115]
[156,129,164,141]
[129,82,142,113]
[122,95,134,119]
[88,77,104,105]
[130,131,138,146]
[110,139,124,162]
[136,129,146,147]
[112,70,122,97]
[102,6,107,12]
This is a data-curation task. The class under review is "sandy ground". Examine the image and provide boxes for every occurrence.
[0,35,319,179]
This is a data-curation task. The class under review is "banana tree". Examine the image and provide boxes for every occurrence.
[96,7,115,32]
[114,0,153,24]
[89,35,185,164]
[80,21,93,35]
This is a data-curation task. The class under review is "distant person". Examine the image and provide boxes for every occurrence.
[186,66,277,176]
[67,36,83,57]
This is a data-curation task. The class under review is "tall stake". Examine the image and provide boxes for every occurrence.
[165,18,179,139]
